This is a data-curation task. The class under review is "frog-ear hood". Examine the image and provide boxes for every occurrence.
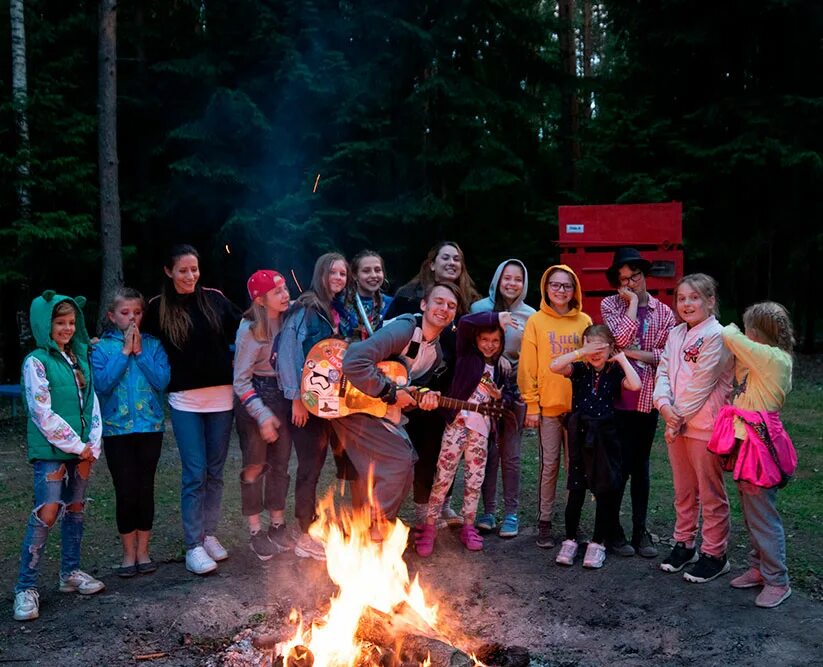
[29,292,91,353]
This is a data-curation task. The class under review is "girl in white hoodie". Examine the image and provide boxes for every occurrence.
[654,273,733,584]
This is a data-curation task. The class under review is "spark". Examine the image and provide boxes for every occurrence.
[291,269,303,293]
[313,173,321,193]
[224,244,231,254]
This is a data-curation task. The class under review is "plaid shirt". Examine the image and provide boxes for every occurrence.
[601,293,676,413]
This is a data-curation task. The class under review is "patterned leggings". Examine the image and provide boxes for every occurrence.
[426,419,488,522]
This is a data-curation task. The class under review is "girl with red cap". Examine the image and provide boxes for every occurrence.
[233,270,294,560]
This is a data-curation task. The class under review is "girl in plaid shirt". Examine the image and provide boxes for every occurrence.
[601,248,675,558]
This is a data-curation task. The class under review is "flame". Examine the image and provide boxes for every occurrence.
[278,488,443,666]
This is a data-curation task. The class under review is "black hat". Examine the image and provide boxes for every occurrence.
[606,247,652,287]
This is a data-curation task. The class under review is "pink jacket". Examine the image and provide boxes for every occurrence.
[708,406,797,488]
[653,316,733,440]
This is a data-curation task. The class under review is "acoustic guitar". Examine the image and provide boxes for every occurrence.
[301,338,509,425]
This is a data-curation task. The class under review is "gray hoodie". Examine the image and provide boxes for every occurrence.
[470,259,536,367]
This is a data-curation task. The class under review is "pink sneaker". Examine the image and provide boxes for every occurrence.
[755,585,792,608]
[415,524,436,557]
[459,524,484,551]
[730,568,765,589]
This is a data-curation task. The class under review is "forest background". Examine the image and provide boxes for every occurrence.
[0,0,821,380]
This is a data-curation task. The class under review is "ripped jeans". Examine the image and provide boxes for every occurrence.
[16,459,92,593]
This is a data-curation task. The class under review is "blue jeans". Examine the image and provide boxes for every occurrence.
[738,481,789,586]
[16,459,92,593]
[482,401,525,516]
[170,408,234,549]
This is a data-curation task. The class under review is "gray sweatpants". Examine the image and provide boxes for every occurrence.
[330,414,418,521]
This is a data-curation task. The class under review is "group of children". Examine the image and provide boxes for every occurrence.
[11,244,799,622]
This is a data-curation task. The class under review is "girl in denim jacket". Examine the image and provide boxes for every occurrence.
[654,274,733,584]
[92,288,170,578]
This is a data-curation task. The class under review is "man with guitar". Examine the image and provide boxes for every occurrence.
[328,282,461,532]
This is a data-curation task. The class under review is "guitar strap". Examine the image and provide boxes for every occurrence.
[405,314,424,360]
[354,293,375,338]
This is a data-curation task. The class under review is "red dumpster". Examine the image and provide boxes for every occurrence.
[557,202,683,323]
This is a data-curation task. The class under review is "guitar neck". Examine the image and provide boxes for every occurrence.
[411,391,489,415]
[437,395,481,413]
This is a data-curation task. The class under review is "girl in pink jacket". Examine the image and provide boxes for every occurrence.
[653,273,733,583]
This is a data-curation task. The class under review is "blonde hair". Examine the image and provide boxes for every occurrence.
[52,301,87,389]
[743,302,795,353]
[242,301,274,343]
[675,273,719,318]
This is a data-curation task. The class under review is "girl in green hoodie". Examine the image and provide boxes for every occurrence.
[14,292,104,622]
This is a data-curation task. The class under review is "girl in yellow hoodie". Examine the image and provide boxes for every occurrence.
[518,265,591,548]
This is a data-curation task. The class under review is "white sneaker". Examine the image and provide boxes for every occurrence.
[583,542,606,569]
[13,590,39,621]
[555,539,579,566]
[294,532,326,561]
[186,546,217,575]
[58,570,105,595]
[203,535,229,561]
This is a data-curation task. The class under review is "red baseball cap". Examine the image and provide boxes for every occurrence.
[247,270,285,300]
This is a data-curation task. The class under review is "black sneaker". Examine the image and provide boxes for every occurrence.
[659,541,698,573]
[683,552,731,583]
[633,530,659,558]
[536,521,554,549]
[249,531,275,561]
[267,523,295,553]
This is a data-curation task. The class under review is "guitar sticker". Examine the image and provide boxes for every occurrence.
[308,370,332,391]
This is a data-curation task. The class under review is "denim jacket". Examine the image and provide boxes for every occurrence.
[275,304,336,401]
[91,329,171,436]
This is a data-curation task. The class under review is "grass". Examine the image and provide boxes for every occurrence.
[0,355,820,600]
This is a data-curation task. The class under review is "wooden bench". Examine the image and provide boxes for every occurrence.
[0,384,23,417]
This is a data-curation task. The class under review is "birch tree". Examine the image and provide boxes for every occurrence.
[10,0,31,219]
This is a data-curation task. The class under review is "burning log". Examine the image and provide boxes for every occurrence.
[286,645,315,667]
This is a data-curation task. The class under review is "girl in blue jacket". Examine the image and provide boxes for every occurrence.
[92,288,170,577]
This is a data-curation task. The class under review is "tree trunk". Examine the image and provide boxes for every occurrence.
[558,0,579,192]
[98,0,123,326]
[10,0,31,219]
[581,0,592,120]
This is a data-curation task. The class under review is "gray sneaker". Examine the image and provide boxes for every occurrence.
[536,521,554,549]
[294,532,326,561]
[633,530,659,558]
[249,530,275,561]
[267,523,296,553]
[608,539,636,557]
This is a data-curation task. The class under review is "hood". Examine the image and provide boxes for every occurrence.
[538,264,584,318]
[29,290,91,356]
[486,259,530,311]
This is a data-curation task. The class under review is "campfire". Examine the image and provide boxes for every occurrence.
[270,486,470,667]
[216,478,529,667]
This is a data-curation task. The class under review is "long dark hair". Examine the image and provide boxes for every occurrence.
[159,244,222,349]
[400,241,479,316]
[346,249,386,326]
[297,252,349,322]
